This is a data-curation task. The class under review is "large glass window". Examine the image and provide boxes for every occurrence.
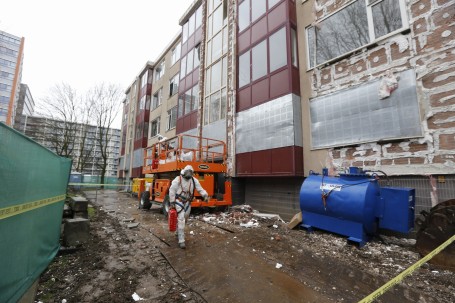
[239,51,250,88]
[252,40,267,81]
[238,1,250,32]
[372,0,403,38]
[184,88,192,115]
[192,85,199,111]
[182,22,188,43]
[307,0,407,68]
[195,6,202,28]
[291,28,298,67]
[181,5,203,44]
[252,0,266,23]
[186,49,194,74]
[269,27,287,72]
[180,55,187,80]
[204,0,229,125]
[238,0,279,32]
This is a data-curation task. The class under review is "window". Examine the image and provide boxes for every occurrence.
[195,6,202,28]
[140,70,149,88]
[167,106,177,130]
[152,88,162,109]
[239,51,250,88]
[269,27,287,72]
[182,22,189,43]
[252,0,266,23]
[291,28,298,67]
[238,0,280,32]
[252,40,267,81]
[307,0,408,68]
[186,49,194,74]
[184,89,192,115]
[191,85,199,111]
[150,117,160,137]
[154,61,165,81]
[238,26,288,88]
[238,1,250,32]
[171,43,181,66]
[178,94,184,117]
[204,0,228,125]
[182,5,203,44]
[180,55,187,80]
[179,85,199,116]
[139,95,146,110]
[169,74,179,96]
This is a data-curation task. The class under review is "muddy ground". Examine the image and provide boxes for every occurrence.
[35,190,454,303]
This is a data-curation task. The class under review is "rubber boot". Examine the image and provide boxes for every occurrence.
[178,228,185,249]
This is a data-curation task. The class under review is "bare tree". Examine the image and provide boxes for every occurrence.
[37,83,81,158]
[88,83,123,188]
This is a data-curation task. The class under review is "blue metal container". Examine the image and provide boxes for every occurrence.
[299,167,415,245]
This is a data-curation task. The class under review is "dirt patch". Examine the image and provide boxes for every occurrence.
[35,190,455,303]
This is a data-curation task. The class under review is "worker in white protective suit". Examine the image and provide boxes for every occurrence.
[169,165,209,249]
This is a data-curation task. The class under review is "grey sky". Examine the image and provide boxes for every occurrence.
[1,0,194,127]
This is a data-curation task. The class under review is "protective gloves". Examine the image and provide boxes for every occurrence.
[203,195,209,202]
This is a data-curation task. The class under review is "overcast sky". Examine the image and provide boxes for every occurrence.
[1,0,194,128]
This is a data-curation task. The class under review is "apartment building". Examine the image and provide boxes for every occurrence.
[297,0,455,214]
[13,84,35,131]
[0,30,24,126]
[120,0,455,219]
[119,35,182,182]
[17,115,120,176]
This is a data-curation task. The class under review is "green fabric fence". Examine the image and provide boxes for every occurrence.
[0,123,72,303]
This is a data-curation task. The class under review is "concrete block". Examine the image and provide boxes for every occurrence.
[69,196,88,212]
[73,211,88,219]
[63,218,90,246]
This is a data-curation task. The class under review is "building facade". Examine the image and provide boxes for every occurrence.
[17,115,120,177]
[297,0,455,215]
[119,35,182,182]
[120,0,455,219]
[0,30,24,126]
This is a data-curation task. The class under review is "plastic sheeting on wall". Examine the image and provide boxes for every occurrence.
[0,123,72,303]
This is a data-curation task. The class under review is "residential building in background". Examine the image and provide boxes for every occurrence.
[120,0,455,220]
[14,84,35,132]
[17,116,120,177]
[0,30,24,126]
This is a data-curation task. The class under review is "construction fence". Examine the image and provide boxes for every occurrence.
[0,123,72,303]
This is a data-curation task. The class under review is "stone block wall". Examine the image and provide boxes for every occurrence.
[307,0,455,176]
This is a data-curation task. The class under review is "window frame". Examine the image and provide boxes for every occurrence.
[166,106,177,130]
[169,74,179,96]
[171,42,181,66]
[150,117,161,138]
[152,88,163,110]
[305,0,409,70]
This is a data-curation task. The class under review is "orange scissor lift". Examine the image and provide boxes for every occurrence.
[140,134,232,214]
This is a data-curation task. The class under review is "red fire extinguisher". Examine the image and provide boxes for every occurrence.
[168,208,177,232]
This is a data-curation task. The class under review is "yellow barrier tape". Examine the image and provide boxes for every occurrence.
[0,194,67,221]
[359,234,455,303]
[68,183,129,187]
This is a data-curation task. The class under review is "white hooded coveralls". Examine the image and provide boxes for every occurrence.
[169,165,208,244]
